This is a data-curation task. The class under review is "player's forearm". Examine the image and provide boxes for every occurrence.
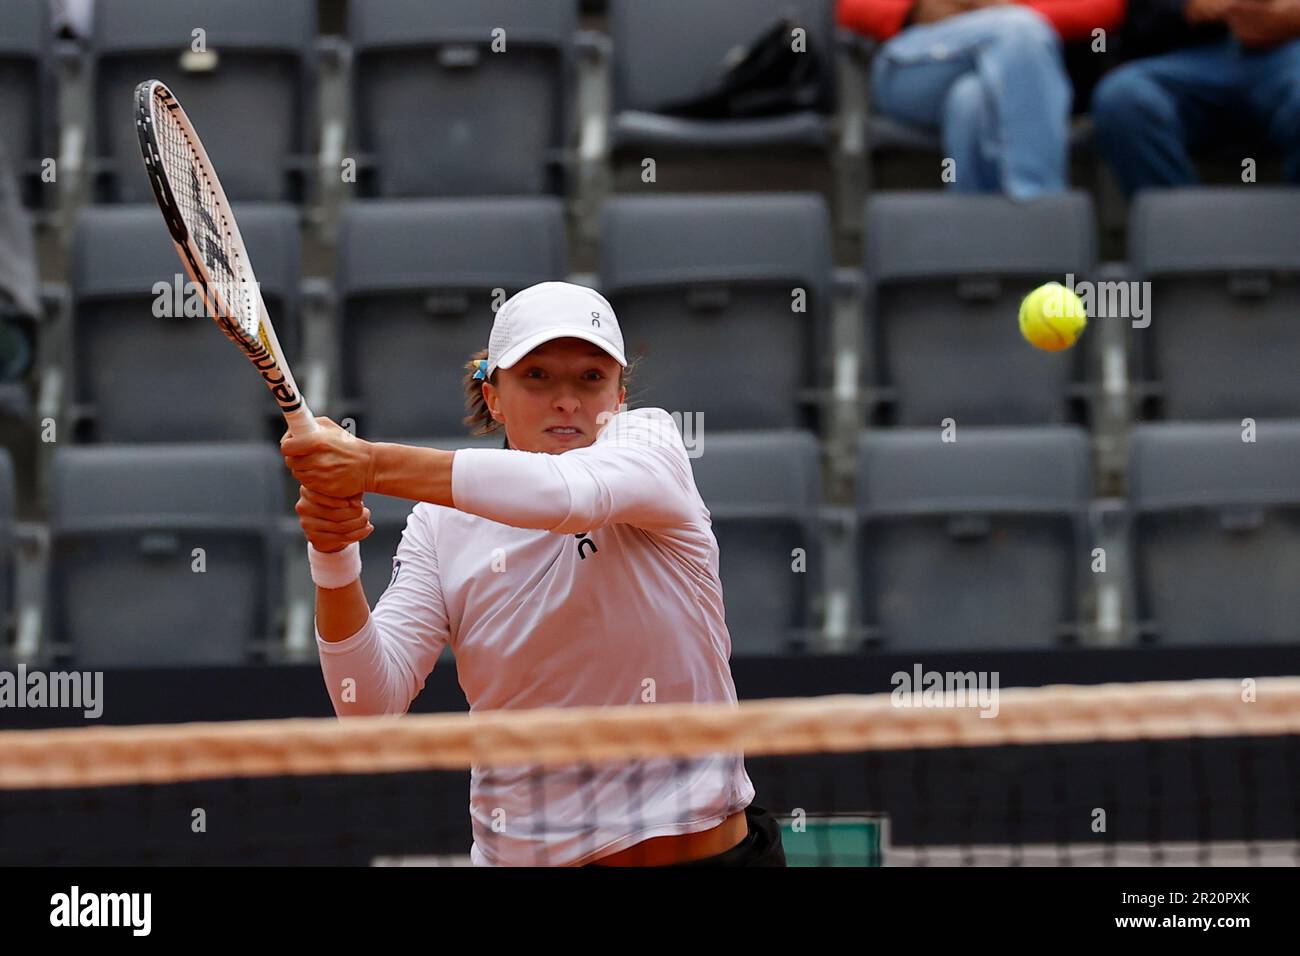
[367,439,572,528]
[368,442,456,507]
[315,577,371,643]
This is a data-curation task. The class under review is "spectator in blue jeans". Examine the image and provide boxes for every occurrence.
[838,0,1125,197]
[1092,0,1300,194]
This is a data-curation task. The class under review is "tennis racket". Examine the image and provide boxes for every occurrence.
[134,78,317,435]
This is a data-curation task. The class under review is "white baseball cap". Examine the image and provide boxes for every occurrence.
[487,281,627,376]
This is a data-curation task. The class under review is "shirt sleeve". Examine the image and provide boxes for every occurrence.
[315,504,451,717]
[450,408,700,534]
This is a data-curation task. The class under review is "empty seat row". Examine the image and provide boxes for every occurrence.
[1127,422,1300,646]
[42,187,1300,449]
[864,192,1094,427]
[865,188,1300,427]
[67,204,303,443]
[5,422,1298,667]
[52,194,832,441]
[0,0,844,211]
[870,422,1300,649]
[1127,190,1300,423]
[857,426,1092,651]
[47,442,283,666]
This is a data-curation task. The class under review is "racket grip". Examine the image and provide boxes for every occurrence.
[284,406,320,436]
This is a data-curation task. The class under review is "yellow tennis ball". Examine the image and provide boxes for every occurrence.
[1018,282,1087,352]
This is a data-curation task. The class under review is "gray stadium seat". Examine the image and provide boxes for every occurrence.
[857,427,1091,650]
[608,0,836,153]
[864,192,1096,426]
[336,198,567,439]
[348,0,577,197]
[359,434,502,607]
[600,194,832,430]
[0,0,51,208]
[866,114,942,154]
[69,204,301,442]
[1128,422,1300,646]
[91,0,316,203]
[690,429,822,655]
[865,116,1098,189]
[1130,189,1300,422]
[48,443,284,666]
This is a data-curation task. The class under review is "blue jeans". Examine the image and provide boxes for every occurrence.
[1091,37,1300,196]
[870,6,1072,198]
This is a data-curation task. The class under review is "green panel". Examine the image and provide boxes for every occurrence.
[779,815,887,866]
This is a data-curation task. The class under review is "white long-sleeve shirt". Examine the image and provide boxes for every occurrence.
[315,407,755,866]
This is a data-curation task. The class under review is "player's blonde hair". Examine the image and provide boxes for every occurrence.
[462,347,637,440]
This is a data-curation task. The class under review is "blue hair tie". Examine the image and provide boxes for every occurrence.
[472,359,488,381]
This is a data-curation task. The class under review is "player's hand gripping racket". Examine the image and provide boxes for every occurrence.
[134,78,317,435]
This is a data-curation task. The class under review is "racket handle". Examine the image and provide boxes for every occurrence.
[284,406,320,436]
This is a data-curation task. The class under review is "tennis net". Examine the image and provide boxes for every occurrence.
[2,677,1299,866]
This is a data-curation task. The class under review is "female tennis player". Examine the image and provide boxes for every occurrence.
[281,281,785,867]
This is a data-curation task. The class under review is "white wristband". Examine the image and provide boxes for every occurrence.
[308,541,362,589]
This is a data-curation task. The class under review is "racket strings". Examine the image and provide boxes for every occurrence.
[152,91,255,340]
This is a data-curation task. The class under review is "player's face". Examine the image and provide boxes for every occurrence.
[484,338,626,454]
